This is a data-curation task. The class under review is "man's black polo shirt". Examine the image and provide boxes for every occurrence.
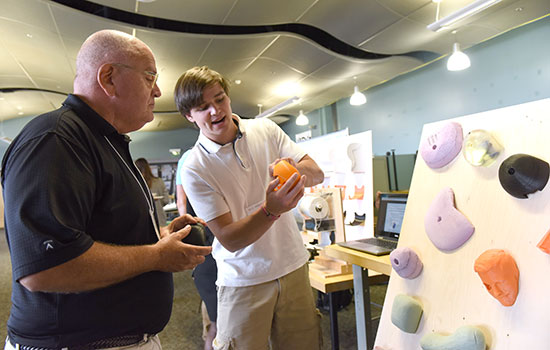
[1,94,173,348]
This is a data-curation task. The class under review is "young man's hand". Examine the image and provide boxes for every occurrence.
[264,172,306,216]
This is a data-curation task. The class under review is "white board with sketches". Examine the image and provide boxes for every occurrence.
[375,98,550,349]
[298,129,374,241]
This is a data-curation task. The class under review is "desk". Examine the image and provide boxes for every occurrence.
[309,270,353,350]
[309,265,389,350]
[324,244,391,350]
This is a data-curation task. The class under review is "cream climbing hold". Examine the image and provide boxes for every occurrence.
[420,325,486,350]
[390,294,423,333]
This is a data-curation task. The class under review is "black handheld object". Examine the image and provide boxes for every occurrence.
[182,223,207,246]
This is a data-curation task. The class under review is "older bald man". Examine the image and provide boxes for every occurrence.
[1,30,211,350]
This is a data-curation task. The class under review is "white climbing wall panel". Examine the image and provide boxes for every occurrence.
[376,98,550,350]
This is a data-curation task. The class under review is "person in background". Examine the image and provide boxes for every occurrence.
[1,29,211,350]
[176,149,218,350]
[135,157,170,226]
[175,66,324,350]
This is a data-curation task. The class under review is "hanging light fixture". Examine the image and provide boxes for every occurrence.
[350,76,366,106]
[350,86,366,106]
[447,42,471,71]
[295,110,309,126]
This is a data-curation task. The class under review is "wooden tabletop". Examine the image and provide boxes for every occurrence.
[323,244,392,276]
[309,271,354,294]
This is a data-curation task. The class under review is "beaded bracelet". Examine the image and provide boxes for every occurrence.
[261,205,280,220]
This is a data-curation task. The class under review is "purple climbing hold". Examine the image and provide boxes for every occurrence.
[390,247,423,279]
[425,187,475,252]
[420,122,463,169]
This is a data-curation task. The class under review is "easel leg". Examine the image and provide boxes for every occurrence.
[328,292,340,350]
[353,264,374,350]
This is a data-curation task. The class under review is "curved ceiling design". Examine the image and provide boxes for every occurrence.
[51,0,437,62]
[0,87,68,96]
[0,0,548,131]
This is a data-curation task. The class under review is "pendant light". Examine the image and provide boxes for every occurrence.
[349,77,366,106]
[295,110,309,126]
[447,42,471,71]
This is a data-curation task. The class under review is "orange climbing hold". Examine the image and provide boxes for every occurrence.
[537,229,550,254]
[273,160,300,191]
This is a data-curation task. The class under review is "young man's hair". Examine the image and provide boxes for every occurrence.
[174,66,230,116]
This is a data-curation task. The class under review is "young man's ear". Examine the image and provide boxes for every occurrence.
[97,63,116,97]
[184,113,194,123]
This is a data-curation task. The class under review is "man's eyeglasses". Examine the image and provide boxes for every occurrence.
[112,63,159,87]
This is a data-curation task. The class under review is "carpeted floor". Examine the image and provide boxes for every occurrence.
[0,231,387,349]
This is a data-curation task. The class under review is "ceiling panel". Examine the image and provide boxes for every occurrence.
[225,0,314,25]
[476,0,550,31]
[301,0,402,46]
[0,90,65,120]
[0,45,24,76]
[32,77,72,94]
[361,17,444,54]
[197,36,279,73]
[380,0,431,17]
[1,0,58,33]
[50,2,134,43]
[0,0,547,132]
[135,0,237,24]
[259,35,336,76]
[308,55,425,94]
[0,76,36,89]
[142,112,193,131]
[408,0,520,34]
[137,30,211,67]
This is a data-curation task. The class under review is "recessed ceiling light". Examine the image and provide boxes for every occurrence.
[18,111,24,115]
[234,79,242,85]
[26,33,33,39]
[274,81,301,97]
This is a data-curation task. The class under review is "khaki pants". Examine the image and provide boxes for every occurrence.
[213,264,321,350]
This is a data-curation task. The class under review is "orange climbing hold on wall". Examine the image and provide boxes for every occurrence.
[474,249,519,307]
[537,229,550,254]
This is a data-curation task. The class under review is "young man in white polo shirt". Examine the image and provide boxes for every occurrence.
[175,66,324,349]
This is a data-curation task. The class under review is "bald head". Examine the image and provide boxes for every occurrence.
[72,30,161,133]
[74,30,152,93]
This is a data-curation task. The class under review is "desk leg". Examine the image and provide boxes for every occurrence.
[352,264,374,350]
[328,292,340,350]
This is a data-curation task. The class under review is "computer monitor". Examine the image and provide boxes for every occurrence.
[375,192,408,241]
